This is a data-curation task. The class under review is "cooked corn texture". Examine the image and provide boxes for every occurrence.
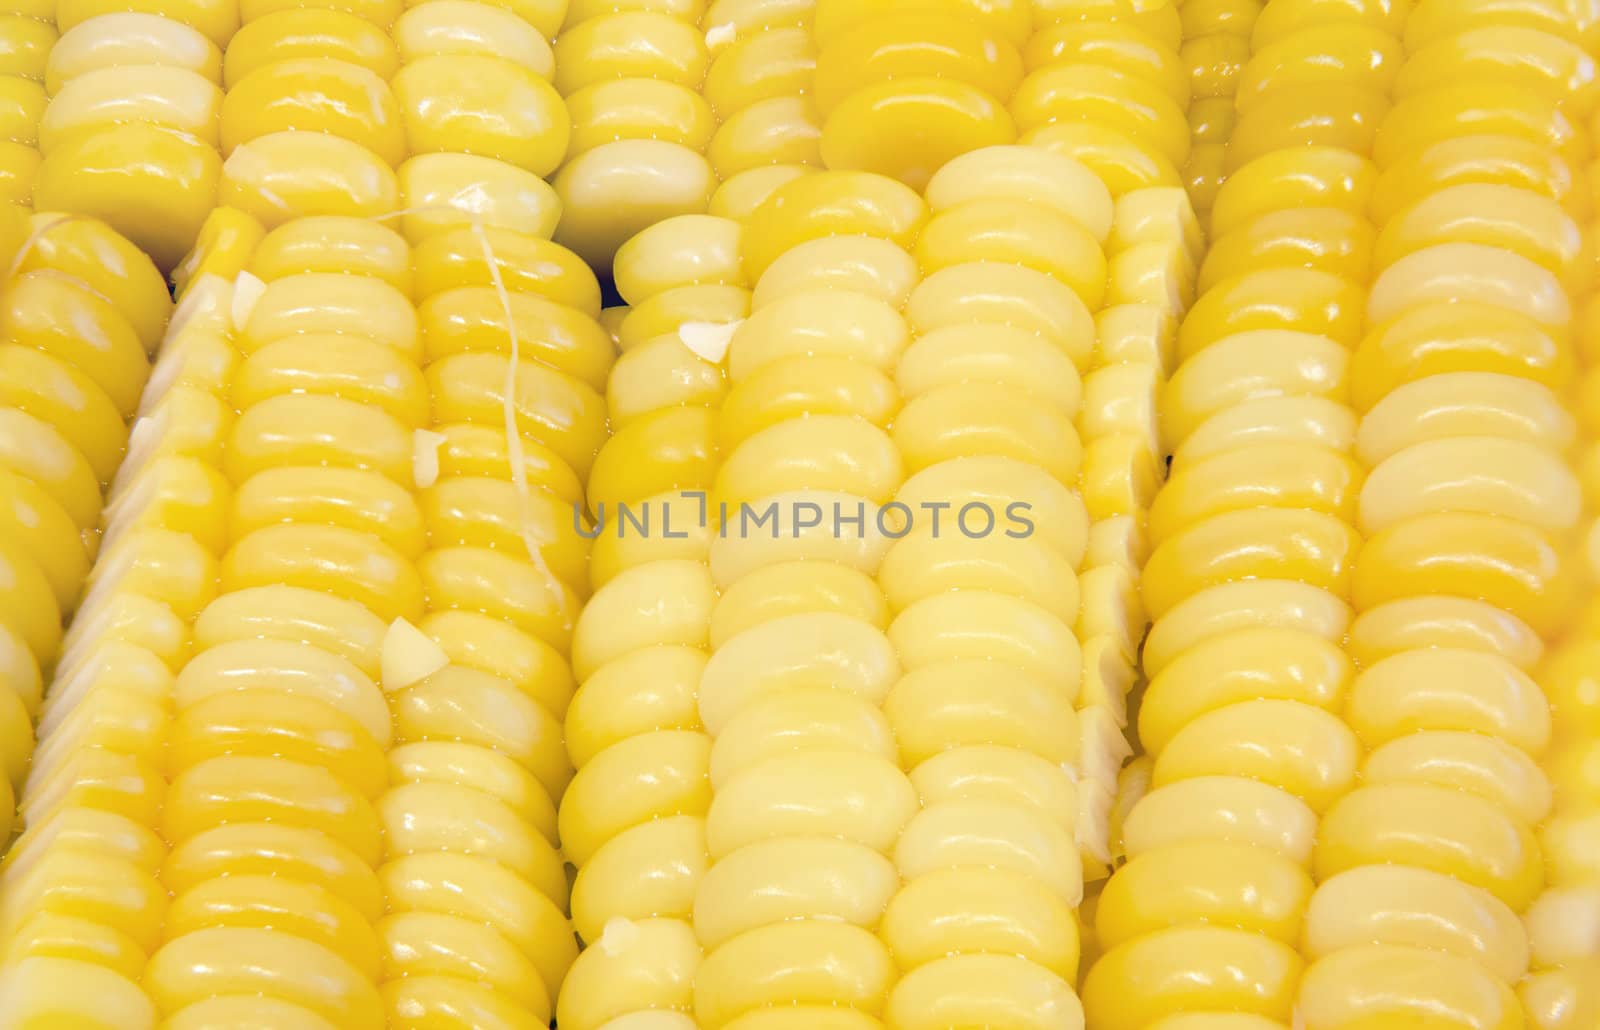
[673,168,921,1029]
[0,0,49,207]
[144,246,398,1029]
[36,0,567,273]
[1015,0,1196,879]
[1075,184,1198,879]
[1283,4,1599,1027]
[1081,0,1396,1023]
[1525,487,1600,1020]
[211,0,564,259]
[1521,94,1600,1030]
[1,0,183,751]
[1177,0,1259,223]
[645,148,1140,1024]
[0,0,175,850]
[373,224,602,1029]
[218,10,594,1020]
[0,215,171,857]
[34,0,232,272]
[1,198,608,1024]
[878,144,1125,1027]
[4,0,599,1011]
[12,3,1600,1025]
[171,0,565,288]
[0,242,225,1026]
[700,0,817,220]
[564,5,1195,1018]
[550,0,716,269]
[808,0,1019,190]
[210,0,402,246]
[387,0,567,238]
[554,212,750,1030]
[1012,0,1185,200]
[609,210,750,355]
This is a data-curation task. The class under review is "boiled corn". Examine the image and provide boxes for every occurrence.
[3,0,597,1021]
[555,210,747,1030]
[0,2,175,867]
[699,0,817,220]
[1520,87,1600,1027]
[1085,0,1386,1024]
[550,0,715,267]
[5,205,606,1025]
[0,216,170,881]
[4,0,1600,1025]
[1298,2,1596,1025]
[1178,0,1258,222]
[33,0,230,272]
[0,0,49,207]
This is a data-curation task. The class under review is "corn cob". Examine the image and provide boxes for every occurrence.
[3,0,597,1019]
[555,212,748,1030]
[1177,0,1258,225]
[1289,3,1597,1026]
[1081,0,1392,1023]
[611,4,1203,1023]
[230,1,584,1022]
[10,0,1600,1023]
[3,212,603,1024]
[551,0,716,269]
[699,0,818,220]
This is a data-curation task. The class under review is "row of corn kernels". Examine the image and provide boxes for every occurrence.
[554,209,748,1030]
[0,0,49,205]
[703,0,816,202]
[1527,110,1600,1028]
[1086,0,1394,1024]
[717,157,1087,1027]
[1303,4,1597,1026]
[0,213,170,860]
[0,0,176,853]
[1334,4,1600,1027]
[1530,418,1600,1022]
[550,0,716,267]
[37,0,231,272]
[1176,0,1256,223]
